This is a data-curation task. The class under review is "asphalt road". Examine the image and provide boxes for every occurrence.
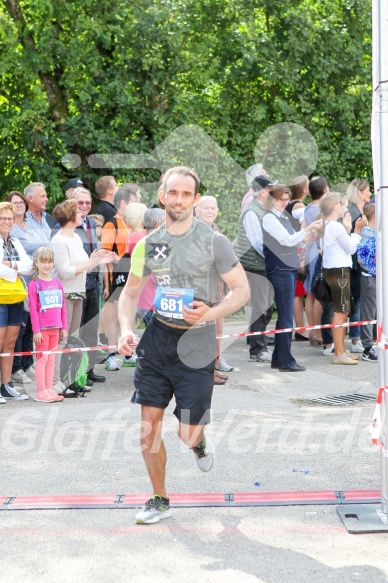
[0,321,386,583]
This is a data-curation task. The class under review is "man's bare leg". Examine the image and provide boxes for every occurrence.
[141,405,168,498]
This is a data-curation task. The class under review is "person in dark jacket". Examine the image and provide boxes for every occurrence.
[261,185,322,372]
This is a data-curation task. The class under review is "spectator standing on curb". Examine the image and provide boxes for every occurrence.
[319,193,366,365]
[195,195,232,384]
[235,175,277,365]
[94,176,118,224]
[101,184,135,372]
[0,201,32,403]
[261,185,322,372]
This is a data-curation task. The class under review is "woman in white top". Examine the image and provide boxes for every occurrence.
[320,194,366,365]
[50,199,114,391]
[0,202,32,402]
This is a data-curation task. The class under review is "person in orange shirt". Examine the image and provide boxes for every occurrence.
[101,185,134,371]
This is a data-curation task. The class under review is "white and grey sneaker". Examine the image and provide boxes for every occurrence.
[349,340,364,353]
[1,382,29,401]
[25,364,36,378]
[249,350,272,363]
[11,369,32,384]
[105,355,120,371]
[191,435,215,472]
[215,357,234,372]
[52,381,66,395]
[322,344,334,356]
[135,495,171,525]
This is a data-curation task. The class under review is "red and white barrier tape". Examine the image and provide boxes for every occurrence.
[0,319,379,358]
[217,319,378,340]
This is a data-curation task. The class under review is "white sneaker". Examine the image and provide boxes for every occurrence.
[0,395,6,404]
[349,340,364,353]
[135,495,172,525]
[105,355,120,371]
[322,344,334,356]
[25,365,36,378]
[52,381,66,395]
[249,350,272,363]
[215,357,234,372]
[191,435,215,472]
[11,369,32,384]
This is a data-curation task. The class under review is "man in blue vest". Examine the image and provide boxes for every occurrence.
[235,175,277,362]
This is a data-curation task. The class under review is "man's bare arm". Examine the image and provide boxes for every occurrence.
[117,271,149,355]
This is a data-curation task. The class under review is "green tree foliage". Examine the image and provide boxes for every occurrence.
[0,0,372,236]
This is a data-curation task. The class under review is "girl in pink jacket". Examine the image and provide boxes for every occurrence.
[28,247,67,402]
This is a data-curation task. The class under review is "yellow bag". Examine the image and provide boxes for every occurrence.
[0,276,27,304]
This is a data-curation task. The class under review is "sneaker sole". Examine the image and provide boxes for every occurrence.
[2,395,29,400]
[136,509,172,524]
[34,396,62,402]
[122,363,137,367]
[11,378,32,384]
[362,356,378,362]
[332,360,359,365]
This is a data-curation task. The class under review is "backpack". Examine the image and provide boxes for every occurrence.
[60,335,89,397]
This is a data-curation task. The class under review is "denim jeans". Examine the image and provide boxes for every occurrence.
[349,295,361,340]
[266,269,297,369]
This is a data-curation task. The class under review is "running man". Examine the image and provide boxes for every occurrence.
[118,166,249,524]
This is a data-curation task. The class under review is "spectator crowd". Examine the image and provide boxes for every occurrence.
[0,169,377,405]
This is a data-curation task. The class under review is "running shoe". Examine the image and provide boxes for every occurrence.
[215,357,233,372]
[362,346,378,362]
[105,355,120,371]
[122,354,138,367]
[135,495,171,524]
[34,390,64,403]
[11,369,32,384]
[349,340,364,353]
[191,435,215,472]
[1,382,29,400]
[249,350,272,363]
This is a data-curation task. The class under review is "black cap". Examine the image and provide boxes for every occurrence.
[65,178,87,191]
[251,175,278,192]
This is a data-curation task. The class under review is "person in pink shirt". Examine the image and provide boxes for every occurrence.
[28,247,67,402]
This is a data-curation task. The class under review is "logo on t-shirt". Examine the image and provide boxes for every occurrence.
[148,243,170,261]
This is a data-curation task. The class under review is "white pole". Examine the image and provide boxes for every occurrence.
[372,0,388,514]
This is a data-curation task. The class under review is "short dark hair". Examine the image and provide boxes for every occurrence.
[95,176,115,198]
[309,176,328,201]
[114,184,133,208]
[161,166,200,194]
[53,199,78,226]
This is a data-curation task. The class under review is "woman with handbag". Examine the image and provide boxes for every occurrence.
[0,202,32,402]
[261,185,322,372]
[319,193,367,365]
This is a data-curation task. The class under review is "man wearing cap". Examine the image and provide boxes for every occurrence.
[241,165,269,211]
[235,175,277,363]
[65,178,87,199]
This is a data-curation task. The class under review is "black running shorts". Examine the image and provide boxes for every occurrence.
[131,317,216,425]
